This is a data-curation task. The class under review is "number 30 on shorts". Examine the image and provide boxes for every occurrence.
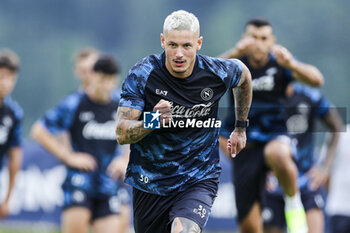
[140,174,149,183]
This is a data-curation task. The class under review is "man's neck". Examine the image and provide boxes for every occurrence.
[247,55,270,69]
[86,90,110,104]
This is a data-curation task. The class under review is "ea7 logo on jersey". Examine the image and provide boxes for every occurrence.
[156,89,168,96]
[143,111,161,129]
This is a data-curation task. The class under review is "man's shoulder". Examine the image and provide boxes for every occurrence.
[129,53,163,77]
[4,96,23,119]
[56,91,85,111]
[293,83,323,103]
[197,54,242,77]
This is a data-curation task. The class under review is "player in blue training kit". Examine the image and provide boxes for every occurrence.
[262,83,343,233]
[115,10,252,233]
[0,50,23,219]
[31,55,130,233]
[219,18,324,233]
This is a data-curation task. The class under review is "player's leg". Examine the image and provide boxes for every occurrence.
[233,144,267,233]
[118,204,131,233]
[306,209,323,233]
[301,188,325,233]
[264,137,307,233]
[264,138,297,196]
[93,215,123,233]
[91,195,130,233]
[61,207,91,233]
[239,202,263,233]
[262,189,285,233]
[329,215,350,233]
[171,217,201,233]
[132,188,173,233]
[169,178,219,233]
[61,187,93,233]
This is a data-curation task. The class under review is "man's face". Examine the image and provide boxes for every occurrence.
[245,25,275,63]
[74,54,99,89]
[90,72,116,101]
[161,29,202,78]
[0,68,17,99]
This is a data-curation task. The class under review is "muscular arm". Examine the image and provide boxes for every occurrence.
[319,108,343,174]
[233,61,252,121]
[115,106,153,145]
[218,47,241,59]
[218,37,254,59]
[308,108,343,190]
[228,61,252,157]
[31,122,73,162]
[30,122,96,171]
[272,45,324,87]
[0,147,22,218]
[289,60,324,87]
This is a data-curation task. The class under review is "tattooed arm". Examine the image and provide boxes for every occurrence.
[233,61,252,122]
[115,107,152,145]
[116,99,172,145]
[228,61,252,157]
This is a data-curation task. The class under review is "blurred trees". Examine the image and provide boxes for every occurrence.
[0,0,348,135]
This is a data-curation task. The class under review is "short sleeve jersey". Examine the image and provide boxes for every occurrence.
[40,92,121,196]
[221,54,293,142]
[119,52,242,195]
[285,83,331,176]
[0,97,23,169]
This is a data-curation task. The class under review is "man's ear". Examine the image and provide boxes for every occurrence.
[160,33,165,49]
[197,36,203,51]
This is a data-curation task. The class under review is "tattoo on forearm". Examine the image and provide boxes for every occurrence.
[115,107,152,144]
[234,68,252,121]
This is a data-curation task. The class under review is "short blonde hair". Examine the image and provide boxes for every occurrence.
[163,10,200,35]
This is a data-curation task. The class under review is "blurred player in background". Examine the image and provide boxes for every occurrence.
[326,124,350,233]
[116,10,252,233]
[31,55,130,233]
[262,83,343,233]
[219,18,324,233]
[74,47,100,91]
[0,49,23,219]
[73,47,131,232]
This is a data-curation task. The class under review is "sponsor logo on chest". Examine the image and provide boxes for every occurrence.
[0,116,13,144]
[80,111,116,140]
[252,67,277,91]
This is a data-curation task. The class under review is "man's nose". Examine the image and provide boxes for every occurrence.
[175,48,184,58]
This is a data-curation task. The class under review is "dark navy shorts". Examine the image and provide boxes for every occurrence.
[63,186,130,221]
[132,178,219,233]
[262,186,325,228]
[329,215,350,233]
[233,135,297,222]
[233,143,268,222]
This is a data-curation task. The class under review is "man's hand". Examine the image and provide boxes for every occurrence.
[227,128,247,158]
[107,156,128,180]
[0,201,9,218]
[234,37,255,57]
[271,44,295,69]
[307,166,330,190]
[62,152,97,172]
[153,99,172,126]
